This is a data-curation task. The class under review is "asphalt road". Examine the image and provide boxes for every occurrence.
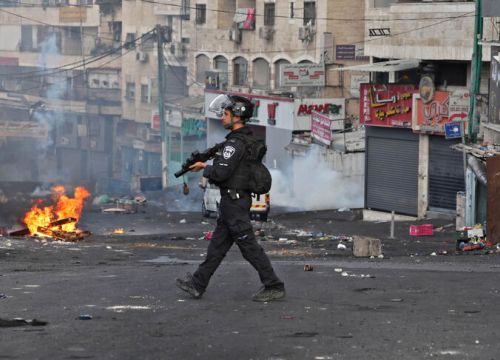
[1,206,499,360]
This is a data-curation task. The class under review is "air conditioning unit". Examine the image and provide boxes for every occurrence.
[229,28,241,44]
[136,51,148,63]
[258,26,274,41]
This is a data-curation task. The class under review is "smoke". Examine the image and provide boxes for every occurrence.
[270,145,364,211]
[33,33,65,183]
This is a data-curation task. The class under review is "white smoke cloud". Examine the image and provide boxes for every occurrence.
[270,145,364,211]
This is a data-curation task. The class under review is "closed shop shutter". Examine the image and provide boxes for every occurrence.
[366,127,419,216]
[428,136,465,210]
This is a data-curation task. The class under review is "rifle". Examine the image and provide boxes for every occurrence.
[174,142,223,178]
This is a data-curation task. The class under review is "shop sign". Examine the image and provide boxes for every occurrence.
[295,98,344,130]
[311,111,332,146]
[444,122,463,139]
[351,75,369,98]
[281,64,325,87]
[59,7,87,23]
[414,90,470,134]
[0,57,18,66]
[151,111,160,130]
[336,45,355,60]
[0,120,48,138]
[182,118,206,138]
[359,84,416,127]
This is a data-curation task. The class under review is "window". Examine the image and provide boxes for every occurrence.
[124,33,136,49]
[89,120,100,137]
[264,3,275,26]
[290,2,294,18]
[196,54,210,82]
[274,59,291,89]
[233,57,248,86]
[141,84,150,103]
[195,4,206,25]
[303,1,316,26]
[253,58,270,89]
[126,82,135,100]
[181,0,190,20]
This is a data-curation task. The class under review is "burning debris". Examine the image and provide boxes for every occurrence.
[8,185,91,242]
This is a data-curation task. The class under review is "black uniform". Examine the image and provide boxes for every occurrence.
[190,126,284,294]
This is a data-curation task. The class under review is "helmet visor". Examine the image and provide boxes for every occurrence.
[208,94,233,117]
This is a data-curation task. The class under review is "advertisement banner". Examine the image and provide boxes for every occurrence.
[311,111,332,146]
[281,64,325,87]
[413,90,470,134]
[359,84,417,127]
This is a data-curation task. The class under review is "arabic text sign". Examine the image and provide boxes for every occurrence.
[311,111,332,146]
[0,121,49,139]
[281,64,325,87]
[414,91,469,134]
[359,84,417,127]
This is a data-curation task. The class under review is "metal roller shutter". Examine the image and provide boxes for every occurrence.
[428,136,465,210]
[365,127,419,216]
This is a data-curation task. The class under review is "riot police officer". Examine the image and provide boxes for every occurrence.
[175,94,285,302]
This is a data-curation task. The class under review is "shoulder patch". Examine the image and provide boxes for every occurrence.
[222,145,236,159]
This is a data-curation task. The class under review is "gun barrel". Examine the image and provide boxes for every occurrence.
[174,168,189,178]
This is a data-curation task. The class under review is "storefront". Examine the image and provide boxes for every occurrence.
[204,90,295,174]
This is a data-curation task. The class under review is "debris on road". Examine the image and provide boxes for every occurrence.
[353,236,381,257]
[0,318,48,327]
[78,314,93,320]
[303,264,313,271]
[409,224,434,236]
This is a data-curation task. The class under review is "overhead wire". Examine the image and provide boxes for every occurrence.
[0,25,154,83]
[8,29,155,94]
[135,0,475,23]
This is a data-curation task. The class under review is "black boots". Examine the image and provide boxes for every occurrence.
[252,287,286,302]
[175,273,203,299]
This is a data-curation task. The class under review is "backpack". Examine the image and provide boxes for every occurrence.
[233,134,272,195]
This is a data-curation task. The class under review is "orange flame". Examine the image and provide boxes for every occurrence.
[113,228,125,234]
[23,185,91,236]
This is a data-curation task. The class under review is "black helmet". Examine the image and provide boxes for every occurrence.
[208,94,254,119]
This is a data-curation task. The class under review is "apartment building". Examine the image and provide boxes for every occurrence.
[186,0,368,179]
[0,0,123,187]
[361,0,499,221]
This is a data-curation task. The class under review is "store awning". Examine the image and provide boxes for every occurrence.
[332,59,420,72]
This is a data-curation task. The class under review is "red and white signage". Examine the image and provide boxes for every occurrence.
[360,84,417,128]
[311,111,332,146]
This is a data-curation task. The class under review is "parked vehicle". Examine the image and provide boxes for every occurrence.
[200,178,270,221]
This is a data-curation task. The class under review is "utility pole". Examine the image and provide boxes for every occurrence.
[156,24,168,189]
[468,0,483,144]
